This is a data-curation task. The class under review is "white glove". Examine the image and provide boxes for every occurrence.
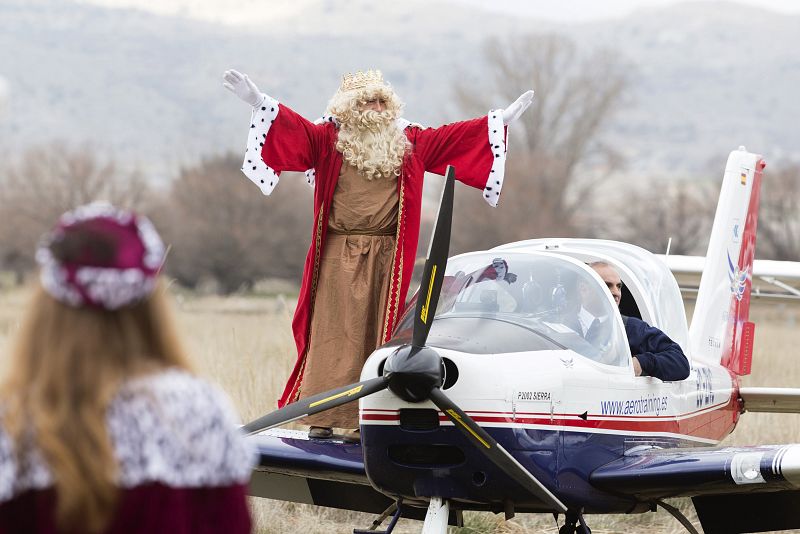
[222,69,265,108]
[501,90,535,125]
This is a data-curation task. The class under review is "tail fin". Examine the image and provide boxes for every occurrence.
[688,147,766,374]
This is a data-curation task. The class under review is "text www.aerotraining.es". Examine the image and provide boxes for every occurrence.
[600,396,669,416]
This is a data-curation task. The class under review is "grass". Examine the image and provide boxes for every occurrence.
[1,286,798,533]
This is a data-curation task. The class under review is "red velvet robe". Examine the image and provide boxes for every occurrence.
[240,97,510,408]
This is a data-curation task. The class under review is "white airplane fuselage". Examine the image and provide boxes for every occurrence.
[360,344,739,513]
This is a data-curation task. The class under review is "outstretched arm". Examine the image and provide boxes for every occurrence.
[223,69,325,194]
[411,90,535,207]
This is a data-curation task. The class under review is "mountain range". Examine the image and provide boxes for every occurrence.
[0,0,798,181]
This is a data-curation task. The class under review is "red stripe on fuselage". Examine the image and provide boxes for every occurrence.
[361,394,739,442]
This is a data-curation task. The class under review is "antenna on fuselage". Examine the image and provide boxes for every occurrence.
[665,237,672,258]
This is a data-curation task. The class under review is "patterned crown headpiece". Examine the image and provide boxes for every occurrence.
[339,69,385,92]
[36,202,166,310]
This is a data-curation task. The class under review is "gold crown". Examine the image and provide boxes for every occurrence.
[340,69,385,92]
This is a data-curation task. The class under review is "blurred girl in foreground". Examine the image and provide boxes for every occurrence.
[0,202,254,533]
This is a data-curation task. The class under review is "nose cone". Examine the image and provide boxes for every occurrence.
[383,345,443,402]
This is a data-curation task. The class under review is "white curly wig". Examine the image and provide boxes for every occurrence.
[326,83,409,180]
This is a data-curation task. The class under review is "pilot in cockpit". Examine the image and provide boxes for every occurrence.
[588,261,690,381]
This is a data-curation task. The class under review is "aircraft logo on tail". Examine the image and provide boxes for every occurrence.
[727,250,748,301]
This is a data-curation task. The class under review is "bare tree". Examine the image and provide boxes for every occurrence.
[451,34,629,253]
[156,154,312,293]
[600,180,717,255]
[598,165,799,260]
[0,144,149,282]
[758,164,800,261]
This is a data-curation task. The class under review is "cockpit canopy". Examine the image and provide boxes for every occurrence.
[392,252,632,368]
[493,239,688,349]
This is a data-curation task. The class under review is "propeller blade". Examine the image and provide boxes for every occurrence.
[428,387,568,512]
[242,376,388,435]
[412,165,455,348]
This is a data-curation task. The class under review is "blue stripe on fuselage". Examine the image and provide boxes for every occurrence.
[361,424,700,513]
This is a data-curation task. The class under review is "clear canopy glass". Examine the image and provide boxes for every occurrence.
[393,251,631,367]
[492,239,689,349]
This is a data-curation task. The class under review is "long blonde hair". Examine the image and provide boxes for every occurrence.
[1,281,192,532]
[327,84,409,180]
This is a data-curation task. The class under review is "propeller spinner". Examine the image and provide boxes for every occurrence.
[243,166,567,512]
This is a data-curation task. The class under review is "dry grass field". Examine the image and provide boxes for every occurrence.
[1,285,798,533]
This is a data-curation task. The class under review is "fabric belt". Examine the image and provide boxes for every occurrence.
[328,227,396,236]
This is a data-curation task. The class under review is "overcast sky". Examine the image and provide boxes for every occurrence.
[75,0,800,25]
[459,0,800,21]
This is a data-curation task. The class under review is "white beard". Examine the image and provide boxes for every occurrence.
[336,110,408,180]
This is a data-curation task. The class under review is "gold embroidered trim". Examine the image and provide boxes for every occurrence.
[291,202,326,403]
[382,178,405,343]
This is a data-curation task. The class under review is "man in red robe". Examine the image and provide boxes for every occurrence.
[223,68,533,440]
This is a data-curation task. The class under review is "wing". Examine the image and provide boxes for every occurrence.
[659,254,800,301]
[248,428,390,514]
[740,387,800,413]
[248,429,433,521]
[590,444,800,534]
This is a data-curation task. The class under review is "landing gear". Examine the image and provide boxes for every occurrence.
[558,509,591,534]
[421,497,449,534]
[353,499,403,534]
[654,499,700,534]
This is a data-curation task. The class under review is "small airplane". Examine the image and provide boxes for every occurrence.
[245,147,800,534]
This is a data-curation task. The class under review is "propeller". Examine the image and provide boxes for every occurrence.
[242,376,387,434]
[428,388,566,511]
[412,165,453,348]
[243,166,567,512]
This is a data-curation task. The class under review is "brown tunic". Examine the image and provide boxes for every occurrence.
[300,163,398,428]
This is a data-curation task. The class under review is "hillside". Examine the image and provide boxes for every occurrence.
[0,0,798,179]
